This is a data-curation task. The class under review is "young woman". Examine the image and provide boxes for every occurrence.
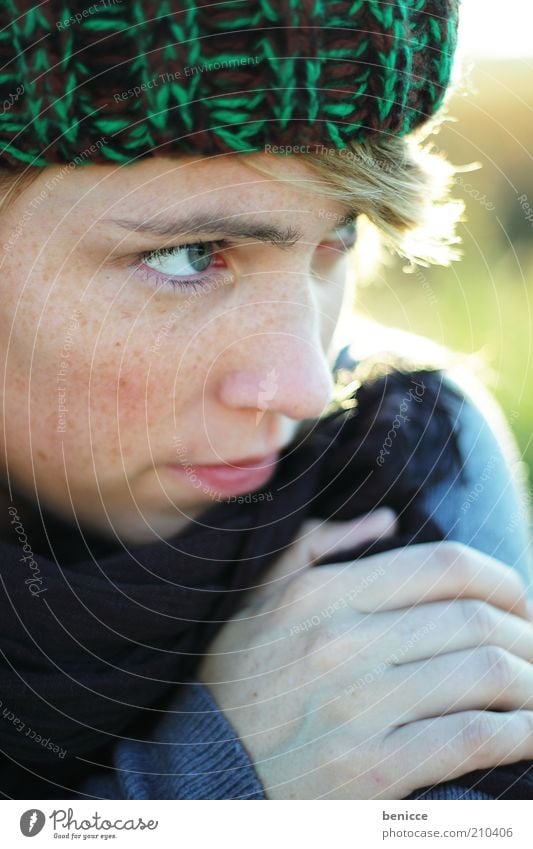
[0,1,531,800]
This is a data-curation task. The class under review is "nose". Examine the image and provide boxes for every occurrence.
[216,304,336,422]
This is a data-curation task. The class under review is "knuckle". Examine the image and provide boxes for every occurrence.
[435,540,472,576]
[481,645,515,691]
[518,711,533,740]
[440,540,470,560]
[505,567,528,600]
[461,712,502,756]
[462,599,497,642]
[392,612,421,647]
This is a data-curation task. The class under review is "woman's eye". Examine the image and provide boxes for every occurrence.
[135,240,229,292]
[145,242,219,276]
[320,221,357,251]
[132,222,356,295]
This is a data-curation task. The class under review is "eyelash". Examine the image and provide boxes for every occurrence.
[134,239,231,293]
[134,226,357,293]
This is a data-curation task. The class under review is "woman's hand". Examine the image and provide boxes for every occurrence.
[196,510,533,799]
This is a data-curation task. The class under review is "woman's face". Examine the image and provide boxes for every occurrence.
[0,153,357,544]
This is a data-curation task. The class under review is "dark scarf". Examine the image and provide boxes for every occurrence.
[1,356,531,799]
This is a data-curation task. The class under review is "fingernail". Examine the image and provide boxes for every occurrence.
[367,507,396,523]
[349,507,397,534]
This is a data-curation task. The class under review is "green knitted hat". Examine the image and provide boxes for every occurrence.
[0,0,460,168]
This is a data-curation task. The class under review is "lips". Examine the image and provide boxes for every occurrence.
[167,449,281,496]
[217,452,278,468]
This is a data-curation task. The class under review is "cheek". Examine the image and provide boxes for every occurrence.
[86,359,155,450]
[85,349,185,459]
[318,273,348,343]
[31,348,157,472]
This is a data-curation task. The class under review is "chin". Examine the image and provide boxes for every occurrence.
[113,505,208,545]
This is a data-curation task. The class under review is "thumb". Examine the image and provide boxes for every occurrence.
[254,508,398,597]
[304,507,398,565]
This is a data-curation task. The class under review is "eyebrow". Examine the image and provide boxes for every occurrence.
[101,205,358,249]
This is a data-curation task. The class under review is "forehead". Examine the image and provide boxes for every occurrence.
[27,153,343,222]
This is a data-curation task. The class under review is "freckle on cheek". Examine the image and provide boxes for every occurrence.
[37,450,48,462]
[116,376,148,423]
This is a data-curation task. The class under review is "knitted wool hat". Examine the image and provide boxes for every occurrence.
[0,0,460,169]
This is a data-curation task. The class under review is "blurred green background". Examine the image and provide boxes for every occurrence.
[353,46,533,492]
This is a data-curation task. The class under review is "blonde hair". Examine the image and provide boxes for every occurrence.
[0,165,41,213]
[242,111,465,272]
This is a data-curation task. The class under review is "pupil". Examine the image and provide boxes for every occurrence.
[188,244,212,273]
